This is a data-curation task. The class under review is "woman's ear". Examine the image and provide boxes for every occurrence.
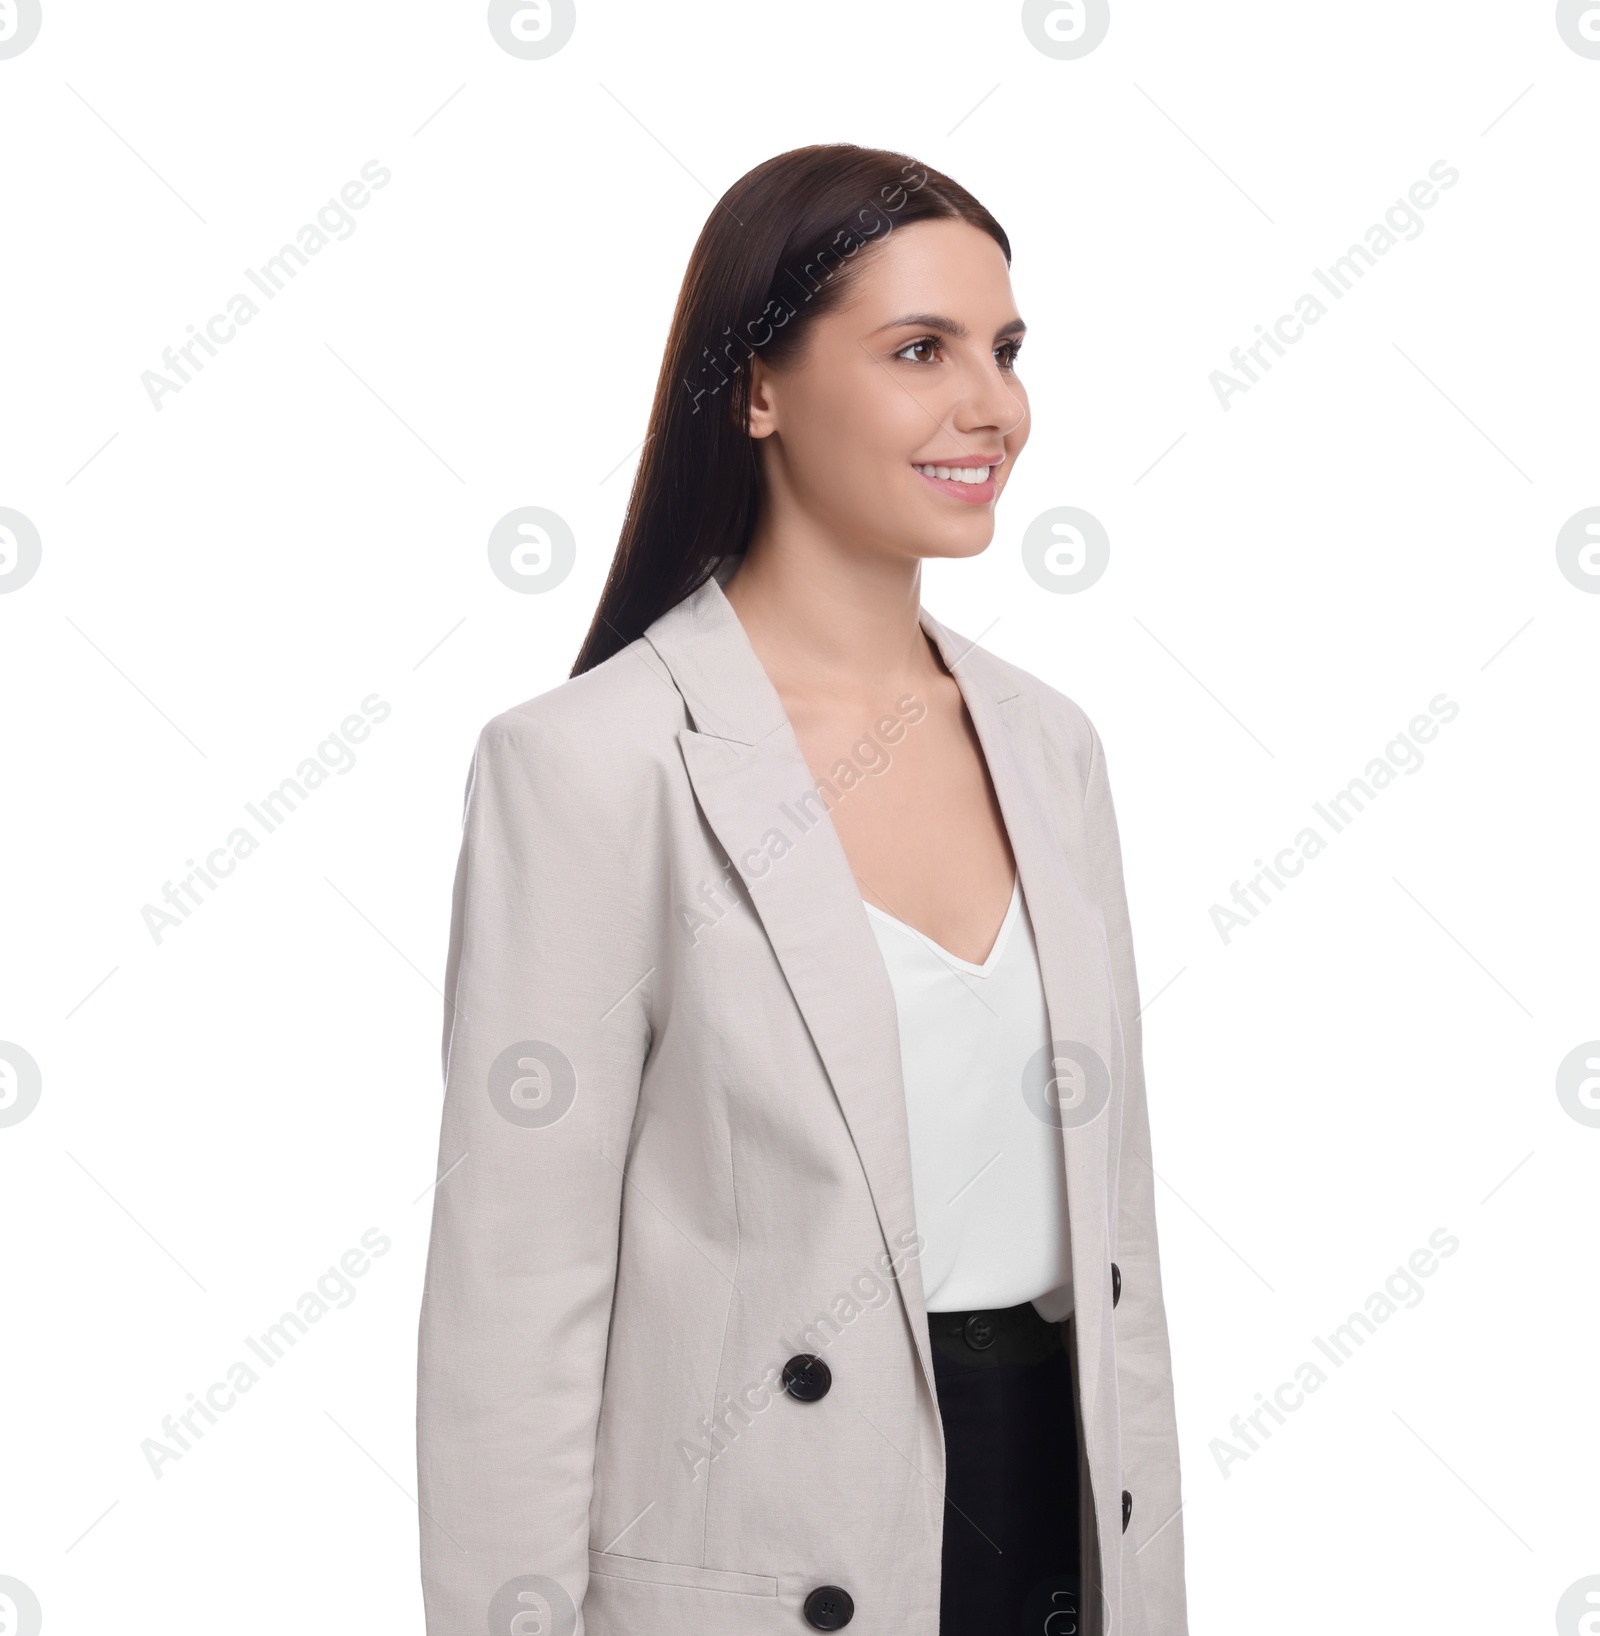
[743,354,778,440]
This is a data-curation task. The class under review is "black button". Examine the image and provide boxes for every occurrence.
[1122,1489,1133,1533]
[962,1313,997,1351]
[782,1353,832,1402]
[1112,1262,1122,1308]
[804,1584,854,1629]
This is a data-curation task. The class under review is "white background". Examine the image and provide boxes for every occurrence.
[2,2,1597,1632]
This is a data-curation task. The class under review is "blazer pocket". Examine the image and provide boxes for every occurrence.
[588,1548,778,1598]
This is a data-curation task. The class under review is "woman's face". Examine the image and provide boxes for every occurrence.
[746,216,1030,566]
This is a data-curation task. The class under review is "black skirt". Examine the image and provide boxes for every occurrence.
[926,1300,1081,1636]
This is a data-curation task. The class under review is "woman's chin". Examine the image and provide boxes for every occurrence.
[910,530,996,565]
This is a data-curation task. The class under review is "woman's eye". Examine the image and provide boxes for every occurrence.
[894,335,1023,368]
[895,337,940,364]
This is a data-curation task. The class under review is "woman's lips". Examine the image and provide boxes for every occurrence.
[914,466,997,504]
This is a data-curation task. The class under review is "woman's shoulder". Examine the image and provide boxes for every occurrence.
[928,611,1104,771]
[469,636,692,783]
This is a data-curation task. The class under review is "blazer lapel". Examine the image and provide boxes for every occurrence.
[643,567,944,1416]
[643,565,1127,1450]
[919,609,1125,1429]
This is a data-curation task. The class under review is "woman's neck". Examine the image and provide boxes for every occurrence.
[721,533,946,707]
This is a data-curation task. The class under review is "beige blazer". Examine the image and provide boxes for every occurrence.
[416,560,1189,1635]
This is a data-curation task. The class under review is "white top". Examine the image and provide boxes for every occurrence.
[864,877,1074,1322]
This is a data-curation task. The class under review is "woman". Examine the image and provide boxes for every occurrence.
[417,144,1187,1636]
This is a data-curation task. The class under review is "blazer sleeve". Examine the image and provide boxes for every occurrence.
[417,714,650,1635]
[1082,716,1190,1634]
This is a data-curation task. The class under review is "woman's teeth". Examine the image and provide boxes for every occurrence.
[914,464,991,484]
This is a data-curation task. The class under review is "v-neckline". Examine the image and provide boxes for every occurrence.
[862,876,1022,977]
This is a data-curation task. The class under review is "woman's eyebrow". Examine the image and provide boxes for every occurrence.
[872,312,1028,339]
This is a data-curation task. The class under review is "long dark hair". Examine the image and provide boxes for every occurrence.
[569,143,1011,677]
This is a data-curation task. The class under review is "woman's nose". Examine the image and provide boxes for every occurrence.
[948,349,1027,439]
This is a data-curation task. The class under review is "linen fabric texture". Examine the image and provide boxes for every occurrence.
[415,561,1189,1635]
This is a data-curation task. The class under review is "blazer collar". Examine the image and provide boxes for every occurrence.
[642,561,1123,1444]
[644,555,1020,745]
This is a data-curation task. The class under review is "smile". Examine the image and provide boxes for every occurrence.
[912,462,998,504]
